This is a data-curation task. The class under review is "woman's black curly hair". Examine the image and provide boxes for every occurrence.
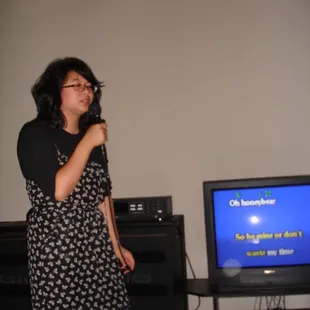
[31,57,104,132]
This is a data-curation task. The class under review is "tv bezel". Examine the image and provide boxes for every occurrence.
[203,174,310,292]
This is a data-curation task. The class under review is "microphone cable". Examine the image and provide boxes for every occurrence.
[92,115,133,286]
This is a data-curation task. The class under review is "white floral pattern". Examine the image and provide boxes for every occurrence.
[25,148,130,310]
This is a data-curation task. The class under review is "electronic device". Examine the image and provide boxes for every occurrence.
[113,196,172,222]
[0,221,31,310]
[203,174,310,294]
[0,216,188,310]
[118,215,188,310]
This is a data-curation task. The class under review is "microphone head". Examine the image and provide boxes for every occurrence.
[89,114,106,125]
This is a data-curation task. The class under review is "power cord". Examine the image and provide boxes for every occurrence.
[253,296,286,310]
[186,252,201,310]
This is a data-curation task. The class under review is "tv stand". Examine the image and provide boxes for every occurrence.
[187,278,310,310]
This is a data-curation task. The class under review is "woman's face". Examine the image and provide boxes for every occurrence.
[60,70,95,117]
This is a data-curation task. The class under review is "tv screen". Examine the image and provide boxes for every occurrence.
[213,184,310,269]
[203,175,310,292]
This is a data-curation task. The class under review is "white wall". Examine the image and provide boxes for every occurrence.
[1,0,310,309]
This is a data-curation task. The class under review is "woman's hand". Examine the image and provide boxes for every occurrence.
[115,245,135,274]
[83,122,108,149]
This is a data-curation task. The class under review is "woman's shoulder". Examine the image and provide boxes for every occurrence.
[18,118,54,141]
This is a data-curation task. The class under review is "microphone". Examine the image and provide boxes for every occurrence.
[89,114,106,125]
[90,114,110,189]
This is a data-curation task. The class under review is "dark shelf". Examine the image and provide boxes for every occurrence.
[187,278,310,297]
[187,278,310,310]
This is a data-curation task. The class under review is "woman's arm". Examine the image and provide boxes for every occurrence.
[17,121,108,201]
[55,137,92,201]
[55,124,108,201]
[99,196,120,248]
[99,197,135,272]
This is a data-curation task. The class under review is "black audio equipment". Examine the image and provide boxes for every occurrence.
[118,215,188,310]
[0,215,188,310]
[113,195,173,222]
[0,221,31,310]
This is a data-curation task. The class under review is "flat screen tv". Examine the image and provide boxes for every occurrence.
[203,175,310,293]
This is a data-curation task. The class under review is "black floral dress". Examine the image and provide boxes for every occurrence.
[17,119,130,310]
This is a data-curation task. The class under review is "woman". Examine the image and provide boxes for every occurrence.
[17,57,135,310]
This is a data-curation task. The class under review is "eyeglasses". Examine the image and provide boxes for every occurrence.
[62,83,99,93]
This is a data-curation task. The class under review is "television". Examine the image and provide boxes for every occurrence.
[203,175,310,293]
